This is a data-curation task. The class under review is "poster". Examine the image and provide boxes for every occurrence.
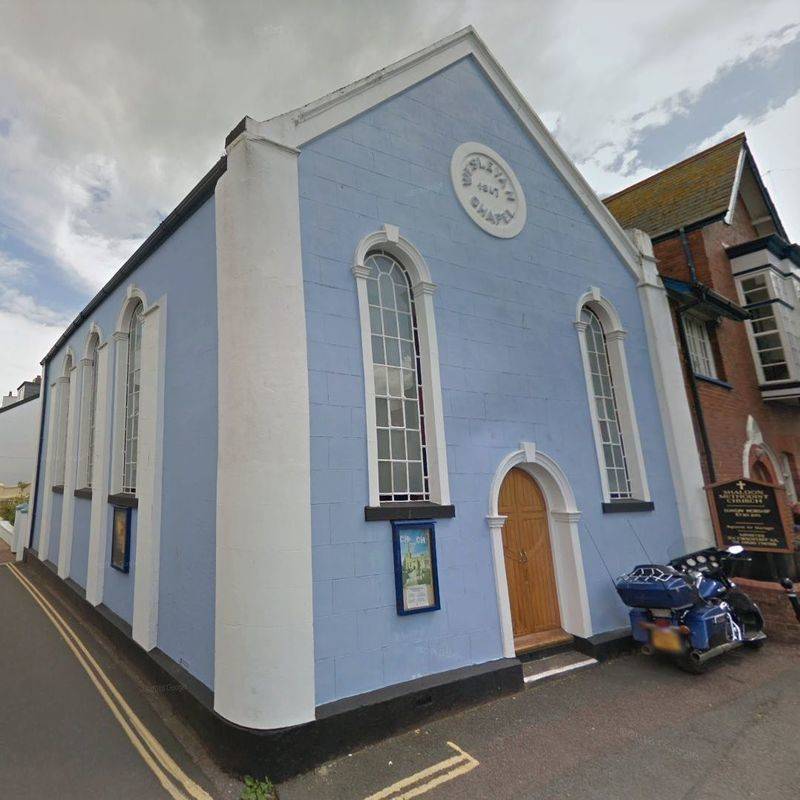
[707,478,792,553]
[111,506,131,572]
[392,520,440,615]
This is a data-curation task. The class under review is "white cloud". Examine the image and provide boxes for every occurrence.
[745,91,800,241]
[0,252,29,279]
[0,0,797,385]
[0,285,72,328]
[0,310,60,393]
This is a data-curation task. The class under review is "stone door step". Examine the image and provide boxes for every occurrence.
[522,650,598,685]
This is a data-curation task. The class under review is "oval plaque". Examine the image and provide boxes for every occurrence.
[450,142,527,238]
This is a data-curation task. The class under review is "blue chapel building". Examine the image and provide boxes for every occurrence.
[27,28,711,737]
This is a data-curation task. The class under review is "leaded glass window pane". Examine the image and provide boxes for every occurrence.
[366,251,430,502]
[582,308,632,499]
[122,303,143,494]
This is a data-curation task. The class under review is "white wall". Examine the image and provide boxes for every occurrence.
[0,397,40,487]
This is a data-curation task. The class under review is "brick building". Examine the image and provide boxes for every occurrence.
[605,134,800,570]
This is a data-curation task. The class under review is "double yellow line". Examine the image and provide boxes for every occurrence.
[364,741,479,800]
[6,563,214,800]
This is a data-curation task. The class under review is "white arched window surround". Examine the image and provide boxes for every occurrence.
[53,348,76,487]
[108,283,167,651]
[353,225,450,508]
[110,287,149,496]
[574,288,650,506]
[76,325,104,490]
[742,415,783,484]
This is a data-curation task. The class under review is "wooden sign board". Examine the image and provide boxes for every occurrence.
[706,478,792,553]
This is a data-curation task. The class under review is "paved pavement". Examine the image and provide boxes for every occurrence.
[0,538,14,564]
[0,563,222,800]
[280,641,800,800]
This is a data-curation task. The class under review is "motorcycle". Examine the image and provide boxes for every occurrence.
[781,578,800,623]
[615,545,765,673]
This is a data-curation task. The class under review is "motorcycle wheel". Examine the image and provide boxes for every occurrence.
[677,653,707,674]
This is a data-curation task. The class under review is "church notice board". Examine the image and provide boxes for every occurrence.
[706,478,792,553]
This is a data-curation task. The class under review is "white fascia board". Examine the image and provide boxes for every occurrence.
[724,145,747,226]
[258,26,641,279]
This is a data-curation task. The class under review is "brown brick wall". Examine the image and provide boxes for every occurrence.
[653,197,800,520]
[736,578,800,644]
[654,199,800,496]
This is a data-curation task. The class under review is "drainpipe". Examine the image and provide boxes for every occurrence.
[27,360,48,550]
[679,226,699,283]
[675,227,716,483]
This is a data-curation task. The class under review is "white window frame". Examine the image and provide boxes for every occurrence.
[122,302,144,494]
[353,225,450,508]
[682,314,718,379]
[54,351,75,487]
[111,291,146,496]
[76,328,101,490]
[735,270,797,385]
[575,288,650,504]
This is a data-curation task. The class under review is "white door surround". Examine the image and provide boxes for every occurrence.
[487,443,592,658]
[742,414,783,483]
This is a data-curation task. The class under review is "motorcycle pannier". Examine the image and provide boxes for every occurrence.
[615,565,698,609]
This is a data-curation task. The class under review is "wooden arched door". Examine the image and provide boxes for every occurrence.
[499,467,567,652]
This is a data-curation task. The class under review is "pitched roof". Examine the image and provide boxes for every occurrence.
[242,26,641,277]
[44,27,644,367]
[603,133,746,239]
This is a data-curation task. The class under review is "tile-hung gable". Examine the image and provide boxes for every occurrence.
[25,26,707,771]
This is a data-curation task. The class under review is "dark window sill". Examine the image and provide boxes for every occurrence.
[108,492,138,509]
[51,485,64,494]
[74,487,92,499]
[602,500,654,514]
[695,374,733,390]
[365,502,456,521]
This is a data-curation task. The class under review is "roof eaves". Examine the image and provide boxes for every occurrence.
[741,143,788,240]
[603,132,746,205]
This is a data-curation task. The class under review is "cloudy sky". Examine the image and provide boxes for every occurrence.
[1,0,798,391]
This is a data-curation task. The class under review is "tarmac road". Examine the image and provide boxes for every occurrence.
[280,640,800,800]
[0,562,219,800]
[2,553,798,800]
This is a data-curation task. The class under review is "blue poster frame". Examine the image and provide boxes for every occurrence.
[110,506,132,573]
[391,519,440,615]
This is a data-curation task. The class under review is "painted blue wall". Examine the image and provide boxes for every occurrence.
[46,493,62,564]
[69,496,91,588]
[30,196,218,688]
[299,56,686,705]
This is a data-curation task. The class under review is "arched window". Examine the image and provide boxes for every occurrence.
[365,251,429,501]
[575,290,650,506]
[353,227,450,510]
[55,353,74,486]
[122,301,144,494]
[77,333,100,489]
[581,308,631,499]
[84,334,100,488]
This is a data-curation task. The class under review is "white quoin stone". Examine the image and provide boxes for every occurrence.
[213,125,315,729]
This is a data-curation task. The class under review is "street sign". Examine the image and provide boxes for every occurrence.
[706,478,792,553]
